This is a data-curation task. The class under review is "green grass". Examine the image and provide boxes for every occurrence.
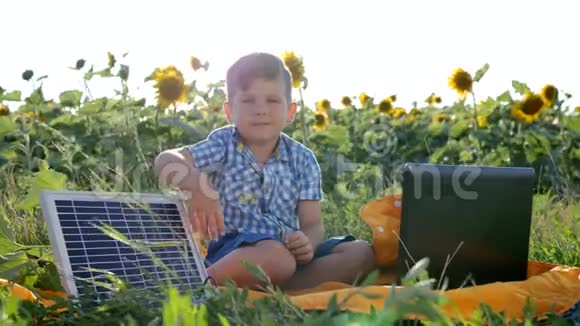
[528,193,580,266]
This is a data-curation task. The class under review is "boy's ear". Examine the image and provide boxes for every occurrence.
[287,102,297,123]
[224,102,233,123]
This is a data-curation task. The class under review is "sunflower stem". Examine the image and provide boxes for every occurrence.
[471,91,479,131]
[169,102,177,145]
[173,101,177,124]
[155,106,161,149]
[557,102,564,137]
[298,87,309,147]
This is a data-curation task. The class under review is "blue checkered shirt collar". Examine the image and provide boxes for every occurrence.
[230,126,290,163]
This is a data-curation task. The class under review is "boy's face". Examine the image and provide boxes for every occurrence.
[224,77,296,145]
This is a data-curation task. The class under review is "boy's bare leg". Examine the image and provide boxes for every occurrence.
[281,240,376,291]
[207,240,297,290]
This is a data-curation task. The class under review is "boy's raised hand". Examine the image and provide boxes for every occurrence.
[188,185,225,241]
[284,231,314,265]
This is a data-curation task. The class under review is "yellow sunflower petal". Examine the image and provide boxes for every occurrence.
[281,51,305,89]
[448,68,473,98]
[511,92,546,123]
[313,111,329,130]
[540,84,558,107]
[316,99,331,112]
[152,65,188,109]
[359,92,371,107]
[376,98,393,114]
[341,96,352,107]
[0,104,10,116]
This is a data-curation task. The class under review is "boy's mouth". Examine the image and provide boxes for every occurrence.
[251,122,271,127]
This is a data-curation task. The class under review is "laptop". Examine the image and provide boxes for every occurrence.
[396,163,535,289]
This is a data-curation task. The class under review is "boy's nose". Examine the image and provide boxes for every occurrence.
[254,100,268,115]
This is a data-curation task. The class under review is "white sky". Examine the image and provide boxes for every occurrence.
[2,0,579,111]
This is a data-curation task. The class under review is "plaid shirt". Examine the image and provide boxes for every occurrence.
[186,125,323,237]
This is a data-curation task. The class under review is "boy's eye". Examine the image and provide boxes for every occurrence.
[267,98,280,103]
[242,98,254,103]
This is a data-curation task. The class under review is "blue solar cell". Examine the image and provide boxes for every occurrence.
[41,191,207,301]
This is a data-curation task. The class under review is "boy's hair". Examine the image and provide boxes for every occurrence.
[226,52,292,103]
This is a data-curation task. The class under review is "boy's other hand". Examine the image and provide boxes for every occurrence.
[284,231,314,265]
[188,187,225,241]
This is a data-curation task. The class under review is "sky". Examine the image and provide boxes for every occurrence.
[2,0,579,111]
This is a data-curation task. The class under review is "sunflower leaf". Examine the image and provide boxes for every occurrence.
[512,80,530,95]
[564,116,580,133]
[427,121,446,136]
[0,90,22,102]
[474,63,489,82]
[449,119,469,138]
[107,52,116,69]
[478,97,497,116]
[496,90,512,103]
[0,251,33,280]
[25,87,44,105]
[17,160,68,210]
[84,66,95,80]
[59,90,83,108]
[570,148,580,160]
[95,68,113,78]
[0,117,17,138]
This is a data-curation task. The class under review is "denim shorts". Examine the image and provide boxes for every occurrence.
[204,229,355,266]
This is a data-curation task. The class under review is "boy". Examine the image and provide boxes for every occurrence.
[153,52,375,291]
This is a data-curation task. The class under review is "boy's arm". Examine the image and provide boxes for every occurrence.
[285,150,325,264]
[297,200,325,250]
[153,146,224,239]
[153,147,217,199]
[286,199,324,265]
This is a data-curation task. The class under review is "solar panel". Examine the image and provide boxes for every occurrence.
[39,190,208,301]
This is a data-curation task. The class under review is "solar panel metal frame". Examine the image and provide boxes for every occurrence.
[39,189,208,298]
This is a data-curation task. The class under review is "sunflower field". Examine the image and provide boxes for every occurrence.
[0,52,579,324]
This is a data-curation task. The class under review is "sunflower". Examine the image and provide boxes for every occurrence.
[409,108,421,116]
[376,98,393,114]
[433,113,450,123]
[389,94,397,102]
[151,65,188,109]
[341,96,352,107]
[190,56,203,71]
[425,93,442,105]
[540,84,558,107]
[511,92,547,123]
[0,104,9,116]
[448,68,473,98]
[474,115,488,128]
[359,92,371,107]
[390,107,406,119]
[316,99,331,112]
[281,51,305,88]
[313,111,330,130]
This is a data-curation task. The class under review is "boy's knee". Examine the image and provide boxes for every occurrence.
[336,240,376,272]
[255,240,297,284]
